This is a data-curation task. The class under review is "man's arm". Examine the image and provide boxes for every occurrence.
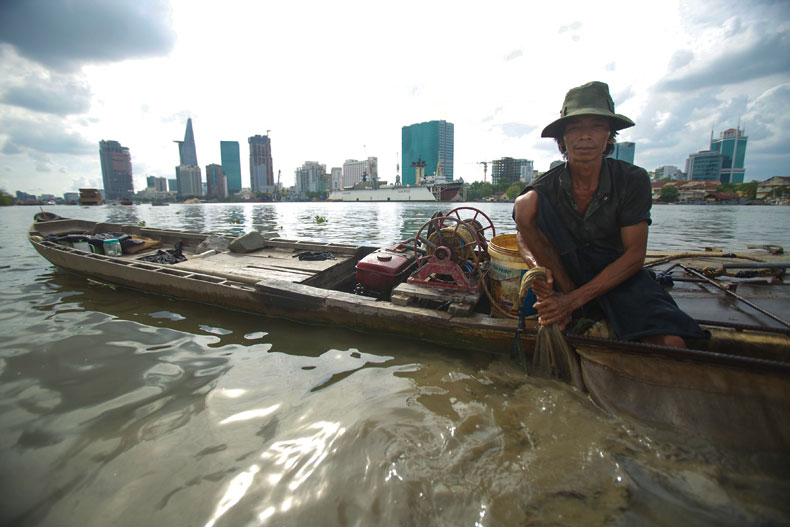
[513,190,576,298]
[533,221,648,325]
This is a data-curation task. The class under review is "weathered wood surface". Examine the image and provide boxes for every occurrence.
[391,282,480,316]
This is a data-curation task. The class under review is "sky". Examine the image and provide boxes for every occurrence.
[0,0,788,196]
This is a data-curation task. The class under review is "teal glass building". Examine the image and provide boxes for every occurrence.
[710,128,747,184]
[220,141,242,193]
[401,120,454,186]
[686,150,724,181]
[608,142,635,164]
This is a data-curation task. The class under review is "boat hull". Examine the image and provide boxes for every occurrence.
[577,344,790,451]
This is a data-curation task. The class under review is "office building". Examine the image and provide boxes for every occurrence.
[175,118,198,167]
[685,150,724,182]
[491,158,534,185]
[146,176,167,192]
[401,120,454,186]
[168,179,178,192]
[608,142,635,164]
[205,164,228,199]
[342,158,378,187]
[711,127,747,184]
[295,161,327,194]
[249,134,274,193]
[655,165,684,181]
[175,165,202,197]
[220,141,242,194]
[99,140,134,200]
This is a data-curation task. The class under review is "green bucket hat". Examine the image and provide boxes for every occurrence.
[541,81,634,139]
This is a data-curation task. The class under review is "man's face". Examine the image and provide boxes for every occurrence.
[560,116,612,162]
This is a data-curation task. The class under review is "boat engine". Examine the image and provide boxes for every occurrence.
[407,207,496,292]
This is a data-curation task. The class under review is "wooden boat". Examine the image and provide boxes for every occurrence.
[28,214,790,452]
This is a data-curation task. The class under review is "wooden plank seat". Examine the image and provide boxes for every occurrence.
[172,247,357,287]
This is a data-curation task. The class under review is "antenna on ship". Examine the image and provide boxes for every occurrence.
[396,152,400,186]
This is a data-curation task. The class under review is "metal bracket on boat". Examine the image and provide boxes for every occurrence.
[679,264,790,328]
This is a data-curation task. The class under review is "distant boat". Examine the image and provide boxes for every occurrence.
[120,199,134,205]
[151,202,169,206]
[78,188,102,205]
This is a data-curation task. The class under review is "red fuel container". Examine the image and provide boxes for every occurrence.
[355,246,416,294]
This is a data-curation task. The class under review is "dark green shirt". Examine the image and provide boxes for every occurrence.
[521,158,652,254]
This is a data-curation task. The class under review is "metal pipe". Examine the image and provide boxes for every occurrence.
[680,264,790,328]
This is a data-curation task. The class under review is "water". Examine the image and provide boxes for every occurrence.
[1,203,789,526]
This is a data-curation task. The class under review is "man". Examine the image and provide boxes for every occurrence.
[513,81,705,347]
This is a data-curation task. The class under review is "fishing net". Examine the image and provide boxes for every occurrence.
[520,267,585,391]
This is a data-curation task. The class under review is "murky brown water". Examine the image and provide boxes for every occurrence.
[2,203,789,526]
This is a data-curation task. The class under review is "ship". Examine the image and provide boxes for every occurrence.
[327,155,463,202]
[78,188,102,205]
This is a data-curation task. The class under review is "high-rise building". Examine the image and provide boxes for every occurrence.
[175,118,198,167]
[146,176,167,192]
[99,140,134,200]
[175,165,202,197]
[220,141,242,194]
[330,167,342,190]
[655,165,684,181]
[711,127,747,184]
[295,161,327,194]
[168,178,178,192]
[491,158,534,185]
[342,158,378,187]
[608,142,635,164]
[206,164,228,199]
[685,150,724,182]
[401,120,454,186]
[249,134,274,193]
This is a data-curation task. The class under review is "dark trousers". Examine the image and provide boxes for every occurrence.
[534,192,707,341]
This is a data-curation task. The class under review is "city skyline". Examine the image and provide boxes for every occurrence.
[0,1,787,195]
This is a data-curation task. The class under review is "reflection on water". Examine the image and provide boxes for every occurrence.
[2,204,790,526]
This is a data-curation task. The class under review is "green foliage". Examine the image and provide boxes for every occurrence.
[0,190,13,206]
[717,183,737,193]
[505,182,524,200]
[660,185,679,202]
[736,181,758,200]
[136,220,146,227]
[315,215,327,224]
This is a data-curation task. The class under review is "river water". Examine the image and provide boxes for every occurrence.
[1,202,789,526]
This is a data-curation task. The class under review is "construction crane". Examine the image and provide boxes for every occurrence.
[478,161,488,183]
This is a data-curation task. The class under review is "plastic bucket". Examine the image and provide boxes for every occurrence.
[487,234,536,318]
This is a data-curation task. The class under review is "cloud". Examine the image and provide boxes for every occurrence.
[660,30,790,91]
[668,50,694,71]
[505,49,523,61]
[0,0,175,71]
[498,122,535,138]
[0,73,92,115]
[1,116,95,155]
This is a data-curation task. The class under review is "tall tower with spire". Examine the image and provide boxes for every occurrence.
[175,118,198,167]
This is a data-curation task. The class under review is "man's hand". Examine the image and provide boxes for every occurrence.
[530,268,554,301]
[533,292,575,329]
